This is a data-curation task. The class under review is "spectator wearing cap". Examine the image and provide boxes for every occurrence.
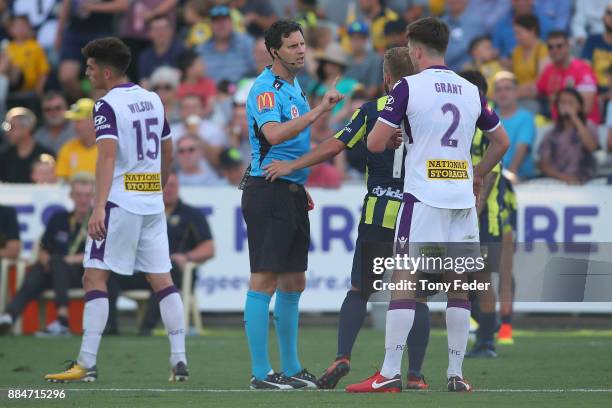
[492,0,553,59]
[55,0,128,101]
[218,147,246,186]
[493,71,537,181]
[581,5,612,94]
[150,66,182,125]
[233,0,277,38]
[384,18,408,48]
[138,15,185,84]
[34,91,74,154]
[175,134,224,186]
[309,42,359,124]
[356,0,399,52]
[0,107,53,183]
[31,153,57,184]
[196,5,256,84]
[344,20,384,99]
[177,50,217,119]
[534,31,601,124]
[442,0,485,72]
[55,98,97,181]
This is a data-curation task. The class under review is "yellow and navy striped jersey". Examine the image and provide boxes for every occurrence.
[334,95,406,229]
[471,128,504,238]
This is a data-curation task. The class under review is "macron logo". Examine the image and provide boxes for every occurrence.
[94,239,105,249]
[95,101,103,112]
[398,236,408,249]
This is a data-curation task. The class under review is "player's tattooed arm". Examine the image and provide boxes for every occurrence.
[89,139,117,241]
[161,138,173,188]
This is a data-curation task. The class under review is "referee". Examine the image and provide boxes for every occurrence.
[242,20,342,390]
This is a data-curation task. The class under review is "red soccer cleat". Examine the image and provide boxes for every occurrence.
[345,371,402,393]
[405,373,429,390]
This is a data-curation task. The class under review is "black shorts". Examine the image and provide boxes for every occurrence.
[353,222,395,298]
[241,177,310,273]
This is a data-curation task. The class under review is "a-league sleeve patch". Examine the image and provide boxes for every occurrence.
[256,92,275,111]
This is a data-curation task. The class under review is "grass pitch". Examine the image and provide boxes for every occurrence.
[1,327,612,407]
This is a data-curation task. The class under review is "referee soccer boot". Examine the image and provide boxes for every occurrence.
[465,342,498,358]
[317,357,350,389]
[289,368,318,389]
[447,375,472,392]
[45,360,97,383]
[169,361,189,382]
[250,372,307,390]
[345,371,402,393]
[405,373,429,390]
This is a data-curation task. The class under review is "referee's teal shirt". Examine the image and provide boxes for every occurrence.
[246,66,311,184]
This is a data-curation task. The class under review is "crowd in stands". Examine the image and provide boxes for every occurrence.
[0,0,610,188]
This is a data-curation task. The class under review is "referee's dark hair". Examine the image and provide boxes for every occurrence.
[264,20,304,59]
[82,37,132,75]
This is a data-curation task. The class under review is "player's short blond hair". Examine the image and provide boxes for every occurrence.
[383,47,414,80]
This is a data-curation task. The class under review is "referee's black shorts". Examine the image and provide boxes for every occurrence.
[241,176,310,273]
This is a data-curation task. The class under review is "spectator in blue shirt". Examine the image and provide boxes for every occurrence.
[492,0,554,59]
[534,0,572,32]
[493,71,536,180]
[138,16,185,83]
[196,5,256,84]
[465,0,510,34]
[581,5,612,93]
[442,0,485,71]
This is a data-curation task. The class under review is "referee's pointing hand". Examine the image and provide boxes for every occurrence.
[320,77,344,113]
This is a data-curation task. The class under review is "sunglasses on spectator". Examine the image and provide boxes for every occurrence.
[547,43,566,50]
[153,84,174,92]
[43,105,64,112]
[178,146,197,154]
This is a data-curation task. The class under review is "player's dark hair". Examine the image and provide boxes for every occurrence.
[459,70,488,96]
[383,47,414,79]
[264,20,304,59]
[82,37,131,75]
[547,30,569,42]
[514,13,540,36]
[406,17,449,56]
[469,35,491,54]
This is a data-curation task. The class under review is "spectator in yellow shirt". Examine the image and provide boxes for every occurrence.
[4,15,49,94]
[55,99,97,181]
[512,14,549,99]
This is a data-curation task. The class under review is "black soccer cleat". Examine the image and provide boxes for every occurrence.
[465,342,498,358]
[447,375,472,392]
[289,368,318,389]
[169,361,189,382]
[250,372,307,390]
[317,358,350,389]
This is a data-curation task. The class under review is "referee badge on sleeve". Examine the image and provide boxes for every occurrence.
[257,92,275,111]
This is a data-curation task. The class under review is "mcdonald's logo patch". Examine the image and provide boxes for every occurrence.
[257,92,275,111]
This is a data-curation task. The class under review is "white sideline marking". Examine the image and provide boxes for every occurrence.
[18,388,612,393]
